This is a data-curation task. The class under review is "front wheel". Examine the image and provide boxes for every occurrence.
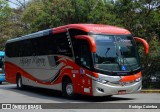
[62,79,74,98]
[0,81,2,84]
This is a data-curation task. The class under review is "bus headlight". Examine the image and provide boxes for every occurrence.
[96,75,110,84]
[97,78,108,84]
[86,73,121,84]
[135,77,142,82]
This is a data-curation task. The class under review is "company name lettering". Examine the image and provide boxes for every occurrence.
[19,56,46,66]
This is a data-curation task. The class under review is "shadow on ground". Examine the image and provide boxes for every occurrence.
[0,84,135,102]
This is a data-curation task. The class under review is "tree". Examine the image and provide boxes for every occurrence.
[6,0,27,9]
[0,0,26,50]
[0,0,12,35]
[0,0,13,50]
[22,0,118,32]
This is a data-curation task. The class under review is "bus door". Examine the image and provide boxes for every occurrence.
[74,39,92,94]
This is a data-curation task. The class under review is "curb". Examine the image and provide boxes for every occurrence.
[140,90,160,93]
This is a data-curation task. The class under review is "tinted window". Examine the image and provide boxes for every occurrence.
[54,33,72,57]
[6,32,73,57]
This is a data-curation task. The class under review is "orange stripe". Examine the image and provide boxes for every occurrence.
[120,72,142,82]
[5,61,61,85]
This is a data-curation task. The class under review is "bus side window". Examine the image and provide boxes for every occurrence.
[54,33,73,57]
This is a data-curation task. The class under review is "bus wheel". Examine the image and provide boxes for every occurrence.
[0,81,2,84]
[62,78,74,98]
[104,95,112,98]
[16,75,24,90]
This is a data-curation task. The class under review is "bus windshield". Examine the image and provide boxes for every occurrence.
[91,34,140,72]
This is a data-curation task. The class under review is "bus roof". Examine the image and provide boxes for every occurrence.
[6,24,131,43]
[53,24,131,35]
[6,29,52,43]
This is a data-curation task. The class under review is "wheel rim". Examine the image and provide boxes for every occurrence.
[66,83,73,96]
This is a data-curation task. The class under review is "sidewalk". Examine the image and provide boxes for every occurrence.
[141,90,160,93]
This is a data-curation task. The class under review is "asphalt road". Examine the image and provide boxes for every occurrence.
[0,82,160,112]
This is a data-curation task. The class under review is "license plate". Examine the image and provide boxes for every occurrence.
[118,90,126,94]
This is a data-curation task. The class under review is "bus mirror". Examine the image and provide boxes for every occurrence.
[75,35,96,52]
[134,37,149,55]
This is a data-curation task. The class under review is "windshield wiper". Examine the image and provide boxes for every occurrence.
[101,48,112,64]
[105,48,110,57]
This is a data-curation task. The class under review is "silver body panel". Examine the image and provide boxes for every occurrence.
[92,79,142,96]
[5,55,71,91]
[22,76,62,91]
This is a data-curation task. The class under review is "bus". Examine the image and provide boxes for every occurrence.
[0,51,5,84]
[5,24,149,97]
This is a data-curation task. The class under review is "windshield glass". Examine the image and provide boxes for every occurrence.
[92,34,140,72]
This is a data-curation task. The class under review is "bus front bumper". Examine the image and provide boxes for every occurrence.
[92,80,142,96]
[0,74,5,82]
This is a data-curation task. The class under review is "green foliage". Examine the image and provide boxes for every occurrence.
[22,0,75,32]
[0,0,11,24]
[0,0,13,50]
[22,0,119,32]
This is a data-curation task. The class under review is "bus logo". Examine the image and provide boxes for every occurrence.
[121,65,126,71]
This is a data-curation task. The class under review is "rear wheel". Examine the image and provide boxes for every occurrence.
[16,75,25,89]
[0,81,2,84]
[62,78,74,98]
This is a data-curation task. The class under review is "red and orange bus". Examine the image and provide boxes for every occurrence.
[5,24,149,98]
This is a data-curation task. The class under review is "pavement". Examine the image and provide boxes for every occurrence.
[1,82,160,93]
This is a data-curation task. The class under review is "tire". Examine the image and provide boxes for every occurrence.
[107,95,112,97]
[62,78,74,98]
[16,75,25,90]
[103,95,112,98]
[0,81,2,84]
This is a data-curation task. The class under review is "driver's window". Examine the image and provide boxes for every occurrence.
[74,40,92,69]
